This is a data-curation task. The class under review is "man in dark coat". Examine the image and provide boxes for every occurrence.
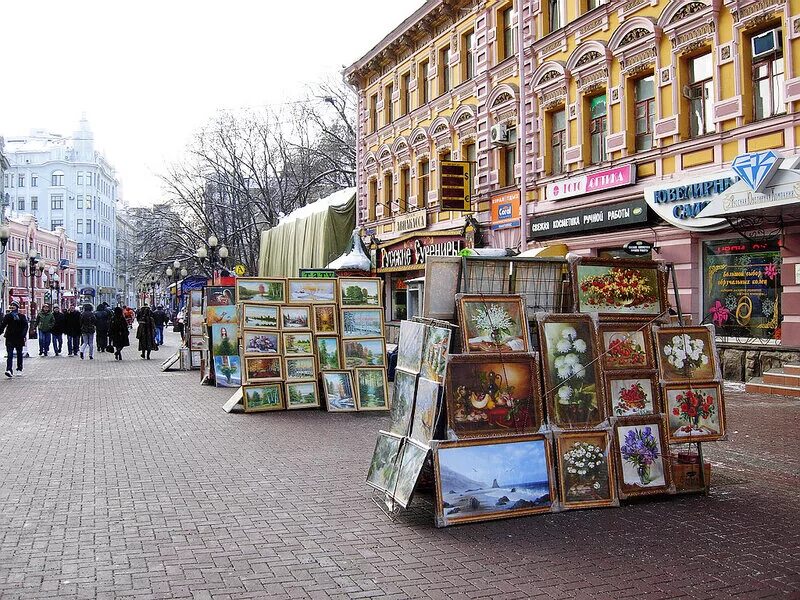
[136,306,158,360]
[95,303,112,353]
[51,306,66,356]
[152,306,167,346]
[110,307,130,360]
[1,302,30,377]
[64,305,81,356]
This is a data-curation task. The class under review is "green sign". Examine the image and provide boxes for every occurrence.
[299,269,336,279]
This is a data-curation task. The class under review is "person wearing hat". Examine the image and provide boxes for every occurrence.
[0,302,30,377]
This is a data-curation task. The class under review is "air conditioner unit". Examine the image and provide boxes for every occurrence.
[752,28,782,59]
[490,123,512,146]
[682,85,704,100]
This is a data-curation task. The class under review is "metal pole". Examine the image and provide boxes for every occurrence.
[515,0,528,252]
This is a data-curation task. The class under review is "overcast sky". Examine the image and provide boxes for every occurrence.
[0,0,422,206]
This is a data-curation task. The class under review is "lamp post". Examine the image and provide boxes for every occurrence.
[25,248,42,340]
[196,235,229,285]
[48,266,63,310]
[0,223,9,314]
[149,275,157,307]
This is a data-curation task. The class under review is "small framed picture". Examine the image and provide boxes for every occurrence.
[244,356,283,383]
[341,308,385,339]
[456,294,529,353]
[653,325,718,382]
[242,330,281,355]
[235,278,286,304]
[281,306,311,330]
[190,323,203,336]
[339,278,382,307]
[243,383,285,413]
[612,415,673,498]
[312,304,338,334]
[190,337,206,351]
[285,356,317,382]
[342,338,386,368]
[321,371,358,412]
[205,286,235,307]
[287,278,337,304]
[555,431,617,510]
[315,336,342,371]
[206,305,238,325]
[663,381,725,443]
[604,370,661,417]
[285,381,321,409]
[355,368,390,411]
[598,323,655,371]
[283,332,314,356]
[241,303,280,329]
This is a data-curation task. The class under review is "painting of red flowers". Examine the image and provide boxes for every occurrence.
[572,259,667,320]
[599,324,654,371]
[604,371,661,417]
[663,382,725,443]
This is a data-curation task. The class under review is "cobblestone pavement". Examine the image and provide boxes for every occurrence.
[1,331,799,599]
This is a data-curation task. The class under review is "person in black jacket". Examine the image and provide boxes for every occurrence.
[136,306,158,360]
[1,302,30,377]
[109,307,130,360]
[51,306,66,356]
[64,305,81,356]
[152,306,167,346]
[79,304,97,360]
[95,303,112,353]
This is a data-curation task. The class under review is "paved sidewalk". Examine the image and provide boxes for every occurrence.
[0,331,798,599]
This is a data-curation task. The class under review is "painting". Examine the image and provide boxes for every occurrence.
[244,356,283,382]
[284,381,320,410]
[391,439,429,509]
[663,381,725,443]
[573,258,667,320]
[236,278,286,304]
[243,384,285,413]
[315,336,341,371]
[433,435,554,527]
[366,431,403,493]
[422,256,461,320]
[598,324,654,371]
[654,326,718,382]
[410,377,440,445]
[287,278,337,304]
[444,353,543,439]
[355,368,389,411]
[190,323,203,336]
[456,294,529,353]
[213,355,241,388]
[339,277,382,307]
[205,286,235,307]
[419,324,452,383]
[189,289,203,314]
[285,356,316,382]
[605,371,661,417]
[321,371,357,412]
[342,338,385,368]
[396,320,426,374]
[341,308,384,339]
[206,304,238,325]
[242,303,279,329]
[312,305,338,334]
[538,314,605,429]
[281,306,311,330]
[389,369,417,436]
[612,415,672,498]
[555,431,616,510]
[283,332,313,356]
[243,331,281,355]
[190,337,206,351]
[210,324,239,356]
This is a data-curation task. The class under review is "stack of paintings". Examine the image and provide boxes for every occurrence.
[205,286,240,388]
[187,289,204,369]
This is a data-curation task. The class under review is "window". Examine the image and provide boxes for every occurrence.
[587,0,604,10]
[369,93,378,133]
[634,75,656,152]
[77,244,83,259]
[77,172,83,185]
[401,72,411,116]
[385,83,394,124]
[368,178,377,221]
[18,174,25,187]
[550,110,566,175]
[77,195,83,208]
[502,7,516,60]
[419,160,430,204]
[419,59,430,104]
[383,172,393,211]
[86,219,92,234]
[31,196,38,210]
[589,94,607,164]
[752,28,785,120]
[400,166,410,211]
[77,219,83,234]
[51,172,64,186]
[86,196,92,210]
[548,0,563,32]
[86,244,92,259]
[51,220,64,231]
[686,53,715,137]
[503,145,517,187]
[51,195,64,210]
[440,48,451,95]
[31,174,37,187]
[464,30,476,81]
[17,197,25,210]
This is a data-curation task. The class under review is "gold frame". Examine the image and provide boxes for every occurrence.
[241,302,280,330]
[355,367,390,411]
[612,415,673,498]
[456,293,530,354]
[242,383,285,412]
[286,277,339,304]
[284,380,321,410]
[555,430,617,510]
[604,369,662,418]
[280,305,312,330]
[234,277,287,305]
[284,355,318,382]
[653,325,719,382]
[243,355,283,383]
[338,277,383,307]
[340,307,386,339]
[321,370,358,412]
[342,338,386,368]
[315,335,342,371]
[598,322,656,371]
[312,304,339,334]
[282,332,314,356]
[662,380,726,443]
[242,329,281,356]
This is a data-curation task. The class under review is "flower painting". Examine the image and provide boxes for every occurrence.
[242,304,279,329]
[321,371,357,412]
[396,320,426,374]
[419,325,452,383]
[654,326,717,381]
[355,368,389,411]
[366,432,403,493]
[573,259,665,319]
[599,324,653,371]
[339,278,381,307]
[556,432,616,510]
[287,278,337,304]
[243,331,280,355]
[244,356,283,383]
[342,339,385,368]
[605,371,660,417]
[285,381,320,409]
[389,369,417,435]
[664,382,725,443]
[458,295,529,353]
[315,336,341,371]
[613,416,672,497]
[410,377,440,445]
[242,384,284,412]
[236,278,286,304]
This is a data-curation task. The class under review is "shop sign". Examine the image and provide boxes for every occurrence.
[79,287,96,297]
[624,240,652,256]
[546,164,635,200]
[490,191,521,230]
[529,199,648,240]
[377,233,464,272]
[439,161,471,211]
[394,209,427,234]
[299,269,336,279]
[643,174,732,231]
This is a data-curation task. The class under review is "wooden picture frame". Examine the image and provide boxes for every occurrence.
[342,338,386,368]
[244,355,283,383]
[456,294,530,353]
[598,323,655,371]
[242,383,285,412]
[366,431,403,493]
[284,380,321,410]
[282,332,314,356]
[242,330,281,356]
[653,325,719,382]
[281,306,311,330]
[391,438,430,509]
[555,430,617,510]
[241,303,280,330]
[338,277,382,307]
[285,356,317,382]
[604,370,661,418]
[389,369,417,436]
[315,335,342,371]
[205,286,235,307]
[341,308,385,339]
[312,304,338,334]
[355,367,390,411]
[235,278,286,304]
[612,415,673,498]
[663,381,726,443]
[396,320,426,374]
[321,371,358,412]
[287,278,338,304]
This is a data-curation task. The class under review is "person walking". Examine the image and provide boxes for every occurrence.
[79,304,97,360]
[109,307,130,360]
[95,302,112,353]
[152,305,167,346]
[51,306,66,356]
[64,305,81,356]
[123,305,135,330]
[35,304,55,356]
[136,305,157,360]
[1,302,29,378]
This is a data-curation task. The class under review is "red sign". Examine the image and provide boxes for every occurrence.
[377,233,464,272]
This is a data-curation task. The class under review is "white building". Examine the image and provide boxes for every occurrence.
[2,117,120,306]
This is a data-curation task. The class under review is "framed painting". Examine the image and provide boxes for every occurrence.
[598,323,655,371]
[190,336,206,351]
[389,369,417,436]
[190,350,202,368]
[342,338,386,368]
[190,323,203,337]
[281,306,311,330]
[366,431,403,493]
[355,368,390,411]
[205,286,235,307]
[285,356,316,382]
[444,353,543,439]
[241,303,279,329]
[663,381,725,443]
[433,434,555,527]
[422,256,461,320]
[572,258,668,320]
[213,355,242,388]
[391,438,429,509]
[604,370,661,417]
[315,336,341,371]
[189,289,203,314]
[410,377,440,445]
[210,324,239,357]
[235,278,286,304]
[206,304,238,325]
[242,330,281,355]
[339,277,382,307]
[419,324,452,384]
[341,308,385,339]
[456,294,529,353]
[282,332,314,356]
[242,383,285,413]
[284,381,321,410]
[396,320,426,374]
[555,431,617,510]
[287,278,337,304]
[321,371,357,412]
[312,305,338,334]
[612,415,673,498]
[537,314,605,429]
[653,325,718,382]
[244,356,283,383]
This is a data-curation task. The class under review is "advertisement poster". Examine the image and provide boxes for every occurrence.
[703,240,781,340]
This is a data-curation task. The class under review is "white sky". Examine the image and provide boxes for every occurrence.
[0,0,422,206]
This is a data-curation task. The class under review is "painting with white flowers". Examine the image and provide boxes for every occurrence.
[457,294,529,353]
[653,326,718,382]
[555,431,616,510]
[538,314,605,429]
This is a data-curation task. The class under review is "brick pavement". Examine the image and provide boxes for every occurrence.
[0,330,799,599]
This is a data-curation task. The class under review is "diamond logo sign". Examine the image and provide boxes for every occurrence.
[731,150,782,193]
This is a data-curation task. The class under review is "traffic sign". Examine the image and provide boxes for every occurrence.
[233,264,246,276]
[439,160,471,211]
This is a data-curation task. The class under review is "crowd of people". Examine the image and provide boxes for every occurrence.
[0,302,174,378]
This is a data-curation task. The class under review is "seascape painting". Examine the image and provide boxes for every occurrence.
[242,304,279,329]
[343,339,385,368]
[236,278,286,304]
[322,371,357,412]
[288,278,337,303]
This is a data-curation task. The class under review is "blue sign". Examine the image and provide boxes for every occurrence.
[732,150,781,192]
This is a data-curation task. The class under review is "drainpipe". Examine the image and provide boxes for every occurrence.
[516,0,528,252]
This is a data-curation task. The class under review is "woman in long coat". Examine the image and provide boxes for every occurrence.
[110,307,130,361]
[136,306,158,360]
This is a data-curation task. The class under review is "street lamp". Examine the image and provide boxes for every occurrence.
[47,266,63,309]
[0,224,9,254]
[149,275,157,307]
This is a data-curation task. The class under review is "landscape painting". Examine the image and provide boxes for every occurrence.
[244,356,283,383]
[190,337,206,350]
[396,320,426,374]
[189,290,203,313]
[599,324,654,371]
[573,258,665,319]
[315,336,341,370]
[654,326,718,382]
[663,382,725,443]
[366,431,403,493]
[281,306,311,330]
[243,331,280,355]
[285,356,316,382]
[605,371,660,417]
[392,439,429,508]
[556,431,616,510]
[210,324,239,356]
[613,416,672,498]
[206,304,238,325]
[389,369,417,436]
[341,308,384,339]
[283,332,313,355]
[321,371,357,412]
[313,305,338,334]
[214,355,242,388]
[242,304,279,329]
[285,381,320,409]
[356,368,389,411]
[236,278,286,304]
[287,278,337,304]
[343,339,385,368]
[419,325,452,383]
[410,377,440,445]
[243,384,284,413]
[434,435,554,527]
[457,295,529,353]
[339,278,381,307]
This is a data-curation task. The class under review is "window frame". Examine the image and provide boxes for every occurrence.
[588,94,608,164]
[686,52,716,137]
[501,6,516,60]
[550,109,567,175]
[634,75,656,152]
[439,47,451,95]
[751,28,785,121]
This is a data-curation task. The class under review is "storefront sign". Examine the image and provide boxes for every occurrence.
[643,174,732,232]
[624,240,653,256]
[546,164,635,200]
[79,287,96,297]
[299,269,336,278]
[377,232,464,272]
[394,209,427,234]
[529,199,648,240]
[490,191,521,230]
[439,161,471,211]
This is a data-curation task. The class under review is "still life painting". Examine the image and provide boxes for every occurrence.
[613,416,672,497]
[654,326,717,381]
[457,295,529,353]
[556,431,616,510]
[236,278,286,304]
[605,371,660,417]
[598,324,654,371]
[573,259,665,318]
[663,382,725,442]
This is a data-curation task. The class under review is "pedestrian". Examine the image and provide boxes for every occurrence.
[0,301,29,377]
[35,303,55,356]
[123,305,135,330]
[110,307,130,361]
[51,306,66,356]
[152,305,167,346]
[95,302,112,353]
[173,310,185,343]
[136,305,158,360]
[64,304,81,356]
[79,304,97,360]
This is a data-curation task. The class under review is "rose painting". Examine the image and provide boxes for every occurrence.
[664,382,725,442]
[573,259,665,318]
[599,325,653,371]
[654,326,717,381]
[605,372,660,417]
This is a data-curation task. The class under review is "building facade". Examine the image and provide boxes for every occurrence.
[3,117,120,307]
[115,205,138,308]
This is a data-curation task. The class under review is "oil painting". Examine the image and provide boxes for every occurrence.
[612,415,672,498]
[205,286,235,307]
[284,356,316,382]
[243,331,280,355]
[284,381,320,409]
[663,381,725,443]
[654,326,718,382]
[555,431,616,510]
[339,278,381,307]
[366,431,403,493]
[287,278,337,304]
[598,324,654,371]
[243,384,284,412]
[235,278,286,304]
[389,369,417,435]
[244,356,283,383]
[573,258,666,319]
[242,304,279,329]
[281,306,311,330]
[355,368,389,411]
[206,305,238,325]
[342,338,385,368]
[341,308,384,339]
[391,439,429,509]
[396,320,426,374]
[213,355,241,388]
[419,324,452,383]
[457,294,529,353]
[313,305,338,334]
[605,371,660,417]
[283,332,313,356]
[410,377,440,445]
[210,324,239,356]
[321,371,357,412]
[315,336,341,371]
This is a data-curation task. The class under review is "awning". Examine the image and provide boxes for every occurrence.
[519,244,568,258]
